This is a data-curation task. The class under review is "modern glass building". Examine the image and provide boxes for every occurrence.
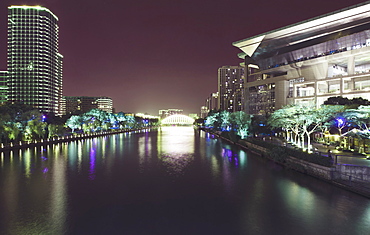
[7,6,63,115]
[233,1,370,115]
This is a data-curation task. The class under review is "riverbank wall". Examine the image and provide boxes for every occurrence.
[0,128,154,152]
[201,128,370,198]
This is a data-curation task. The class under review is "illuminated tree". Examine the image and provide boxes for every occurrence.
[47,124,65,138]
[341,106,370,131]
[205,111,219,129]
[115,112,126,128]
[268,105,301,145]
[230,111,251,139]
[66,115,83,133]
[268,104,342,151]
[124,115,136,128]
[299,105,343,152]
[3,123,21,141]
[23,113,47,140]
[219,110,231,131]
[0,103,43,142]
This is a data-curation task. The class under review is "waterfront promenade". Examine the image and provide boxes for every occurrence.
[263,137,370,197]
[201,128,370,198]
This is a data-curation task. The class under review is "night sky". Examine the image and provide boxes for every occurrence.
[0,0,367,115]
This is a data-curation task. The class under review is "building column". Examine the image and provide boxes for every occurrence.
[347,55,355,75]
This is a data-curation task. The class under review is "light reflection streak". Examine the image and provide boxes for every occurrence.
[102,136,107,159]
[138,133,152,172]
[239,150,247,168]
[49,145,67,234]
[211,155,220,178]
[158,126,195,176]
[78,141,83,173]
[1,152,4,168]
[24,149,31,178]
[89,144,97,180]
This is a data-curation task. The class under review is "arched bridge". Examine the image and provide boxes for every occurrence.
[161,114,195,126]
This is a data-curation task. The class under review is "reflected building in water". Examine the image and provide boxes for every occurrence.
[234,2,370,115]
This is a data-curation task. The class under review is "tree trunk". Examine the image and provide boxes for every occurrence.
[306,132,311,152]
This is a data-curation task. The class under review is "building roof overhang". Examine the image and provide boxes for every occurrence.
[233,1,370,58]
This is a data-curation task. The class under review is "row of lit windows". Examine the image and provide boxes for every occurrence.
[8,37,57,42]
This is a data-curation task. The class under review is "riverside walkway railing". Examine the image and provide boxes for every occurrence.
[0,127,154,152]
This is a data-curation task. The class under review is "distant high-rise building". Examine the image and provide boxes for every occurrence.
[218,66,245,112]
[205,92,219,112]
[7,6,63,115]
[64,96,113,114]
[0,71,8,103]
[200,106,208,118]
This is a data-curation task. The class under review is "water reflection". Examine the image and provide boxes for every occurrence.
[0,129,370,234]
[158,126,195,176]
[49,146,67,234]
[89,139,97,180]
[138,131,152,172]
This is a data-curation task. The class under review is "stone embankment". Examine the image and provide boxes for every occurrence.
[201,128,370,198]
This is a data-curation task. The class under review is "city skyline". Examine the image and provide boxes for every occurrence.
[0,0,366,115]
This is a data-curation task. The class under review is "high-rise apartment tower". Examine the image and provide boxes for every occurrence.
[7,6,63,115]
[218,66,245,112]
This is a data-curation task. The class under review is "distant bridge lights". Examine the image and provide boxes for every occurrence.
[161,114,195,126]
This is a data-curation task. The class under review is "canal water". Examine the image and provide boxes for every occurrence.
[0,126,369,235]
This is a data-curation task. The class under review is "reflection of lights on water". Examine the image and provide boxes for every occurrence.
[77,141,83,173]
[239,150,247,167]
[222,148,233,158]
[89,147,96,180]
[139,135,152,172]
[222,147,239,166]
[159,127,195,176]
[160,153,194,176]
[23,149,31,178]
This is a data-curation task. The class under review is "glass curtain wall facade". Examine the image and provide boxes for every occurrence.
[233,1,370,115]
[7,6,63,115]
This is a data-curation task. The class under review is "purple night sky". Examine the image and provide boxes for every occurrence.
[0,0,366,115]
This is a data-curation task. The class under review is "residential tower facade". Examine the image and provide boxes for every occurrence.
[218,66,245,112]
[7,6,63,115]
